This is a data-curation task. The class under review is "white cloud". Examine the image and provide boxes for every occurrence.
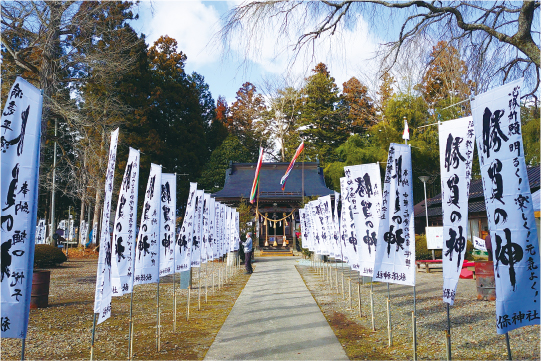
[227,8,382,91]
[142,1,223,67]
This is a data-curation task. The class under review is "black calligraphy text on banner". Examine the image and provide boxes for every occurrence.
[339,177,356,266]
[372,144,416,286]
[333,192,341,261]
[93,128,119,324]
[191,190,204,267]
[345,164,382,277]
[176,182,196,272]
[111,148,140,297]
[159,173,176,276]
[472,78,540,334]
[439,117,475,305]
[134,163,162,286]
[1,77,43,339]
[319,195,334,258]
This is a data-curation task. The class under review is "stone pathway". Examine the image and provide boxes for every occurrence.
[204,257,349,360]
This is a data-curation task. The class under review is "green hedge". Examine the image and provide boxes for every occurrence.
[34,244,67,268]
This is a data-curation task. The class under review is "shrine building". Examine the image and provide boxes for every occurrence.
[212,161,334,252]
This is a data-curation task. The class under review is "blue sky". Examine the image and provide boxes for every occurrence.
[130,0,386,105]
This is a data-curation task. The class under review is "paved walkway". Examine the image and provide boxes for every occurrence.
[204,257,349,360]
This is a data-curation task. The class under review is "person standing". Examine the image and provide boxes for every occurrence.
[242,232,253,274]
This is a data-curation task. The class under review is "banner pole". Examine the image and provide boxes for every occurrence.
[212,261,215,294]
[370,282,376,331]
[348,273,352,309]
[173,272,177,332]
[187,285,191,321]
[413,285,417,360]
[156,277,161,352]
[505,333,512,360]
[341,261,344,297]
[21,338,25,361]
[387,283,393,347]
[198,264,201,311]
[90,313,97,361]
[128,290,134,360]
[445,303,451,361]
[205,261,208,303]
[357,273,362,317]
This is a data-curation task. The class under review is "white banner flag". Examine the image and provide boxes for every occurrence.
[134,163,162,286]
[93,128,119,324]
[79,220,87,246]
[111,148,140,296]
[36,219,47,245]
[176,183,196,272]
[333,192,342,260]
[340,177,358,268]
[159,173,176,276]
[309,200,324,255]
[191,190,204,267]
[439,117,475,305]
[473,236,487,252]
[234,210,240,251]
[209,198,217,261]
[304,203,315,252]
[472,78,540,333]
[201,193,210,263]
[92,222,98,245]
[373,144,415,286]
[218,203,226,257]
[1,77,43,339]
[319,196,335,258]
[344,164,382,277]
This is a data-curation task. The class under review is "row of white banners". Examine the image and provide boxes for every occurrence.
[94,141,242,324]
[299,79,539,334]
[1,76,539,340]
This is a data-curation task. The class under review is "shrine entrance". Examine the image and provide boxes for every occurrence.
[211,161,334,253]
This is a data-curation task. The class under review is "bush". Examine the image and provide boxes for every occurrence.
[34,244,67,268]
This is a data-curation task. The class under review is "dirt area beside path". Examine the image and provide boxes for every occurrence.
[297,262,540,360]
[1,259,251,360]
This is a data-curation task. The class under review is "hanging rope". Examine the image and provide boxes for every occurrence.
[256,209,296,223]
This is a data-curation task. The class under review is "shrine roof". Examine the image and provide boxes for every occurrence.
[212,162,334,201]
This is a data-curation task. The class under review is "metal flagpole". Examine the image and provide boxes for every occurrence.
[187,270,191,321]
[505,333,512,360]
[370,282,375,331]
[387,283,393,347]
[357,274,362,317]
[90,313,97,360]
[413,286,417,360]
[21,338,25,361]
[205,261,208,303]
[128,258,136,360]
[445,303,451,360]
[173,271,177,332]
[156,277,161,351]
[198,261,201,311]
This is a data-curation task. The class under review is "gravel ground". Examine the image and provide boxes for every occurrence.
[1,257,250,360]
[296,260,540,360]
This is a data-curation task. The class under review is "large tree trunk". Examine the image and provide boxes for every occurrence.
[92,130,106,245]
